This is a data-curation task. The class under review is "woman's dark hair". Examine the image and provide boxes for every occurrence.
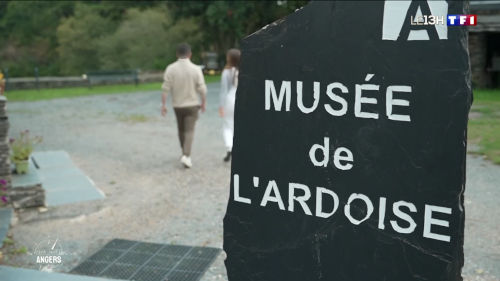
[225,48,241,69]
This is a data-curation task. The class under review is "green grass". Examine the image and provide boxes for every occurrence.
[117,113,151,123]
[204,74,221,84]
[469,89,500,164]
[2,238,13,246]
[5,74,221,102]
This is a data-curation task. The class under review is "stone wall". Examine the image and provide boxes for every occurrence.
[4,72,164,91]
[0,96,10,207]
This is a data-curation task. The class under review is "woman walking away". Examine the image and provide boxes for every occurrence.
[219,48,241,162]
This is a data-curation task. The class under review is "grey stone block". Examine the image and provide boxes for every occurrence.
[9,186,45,209]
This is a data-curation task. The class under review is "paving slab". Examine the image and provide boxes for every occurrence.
[31,151,74,169]
[0,265,122,281]
[46,186,103,206]
[31,151,105,206]
[40,169,96,192]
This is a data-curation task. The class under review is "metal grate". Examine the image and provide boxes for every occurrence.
[71,239,221,281]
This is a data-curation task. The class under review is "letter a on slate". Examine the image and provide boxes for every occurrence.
[223,2,471,281]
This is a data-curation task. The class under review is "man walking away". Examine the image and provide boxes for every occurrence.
[161,43,207,168]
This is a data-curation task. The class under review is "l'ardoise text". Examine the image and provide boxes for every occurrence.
[233,173,452,243]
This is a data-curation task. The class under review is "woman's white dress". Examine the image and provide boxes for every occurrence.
[220,67,238,152]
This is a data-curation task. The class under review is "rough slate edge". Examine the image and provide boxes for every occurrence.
[0,207,13,247]
[70,239,221,281]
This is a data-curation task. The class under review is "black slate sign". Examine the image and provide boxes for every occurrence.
[223,1,472,281]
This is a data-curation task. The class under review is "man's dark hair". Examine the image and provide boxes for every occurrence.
[177,43,191,57]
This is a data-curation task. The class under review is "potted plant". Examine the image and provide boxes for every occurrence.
[10,130,42,174]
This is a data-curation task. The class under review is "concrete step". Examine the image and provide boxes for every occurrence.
[0,265,123,281]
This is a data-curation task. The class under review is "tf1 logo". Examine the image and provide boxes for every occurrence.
[447,15,477,26]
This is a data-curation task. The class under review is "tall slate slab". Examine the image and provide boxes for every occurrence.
[223,1,472,281]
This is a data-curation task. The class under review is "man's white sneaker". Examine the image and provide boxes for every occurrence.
[180,155,192,168]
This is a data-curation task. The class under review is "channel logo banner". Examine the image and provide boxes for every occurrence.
[447,15,477,26]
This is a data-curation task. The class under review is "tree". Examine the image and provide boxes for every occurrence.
[98,7,202,71]
[0,1,75,76]
[1,1,310,76]
[168,1,308,56]
[56,3,116,75]
[0,1,157,76]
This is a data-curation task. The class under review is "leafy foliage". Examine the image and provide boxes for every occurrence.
[0,1,74,76]
[97,7,202,71]
[168,1,308,53]
[0,0,309,76]
[57,3,117,75]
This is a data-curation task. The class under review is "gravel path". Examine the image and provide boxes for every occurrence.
[4,83,499,281]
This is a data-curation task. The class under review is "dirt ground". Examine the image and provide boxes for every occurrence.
[3,83,499,281]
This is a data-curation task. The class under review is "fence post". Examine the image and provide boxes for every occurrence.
[34,67,39,91]
[134,69,139,87]
[4,69,8,92]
